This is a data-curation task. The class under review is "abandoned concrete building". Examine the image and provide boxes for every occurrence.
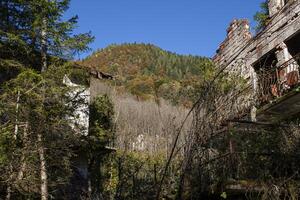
[213,0,300,123]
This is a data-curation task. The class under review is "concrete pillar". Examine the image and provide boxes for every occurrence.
[275,42,291,66]
[251,106,257,122]
[251,68,259,96]
[268,0,285,17]
[275,42,299,88]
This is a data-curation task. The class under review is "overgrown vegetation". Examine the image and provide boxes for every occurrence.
[0,0,95,199]
[85,94,115,198]
[1,0,300,199]
[171,61,300,199]
[98,151,181,200]
[0,65,86,199]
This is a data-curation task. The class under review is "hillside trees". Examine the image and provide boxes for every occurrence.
[0,0,95,199]
[81,43,215,107]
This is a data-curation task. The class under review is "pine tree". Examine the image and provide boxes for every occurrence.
[0,65,90,199]
[0,0,94,70]
[0,1,94,199]
[87,94,115,197]
[254,1,270,32]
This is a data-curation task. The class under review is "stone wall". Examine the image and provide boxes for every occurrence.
[213,19,252,77]
[213,0,300,82]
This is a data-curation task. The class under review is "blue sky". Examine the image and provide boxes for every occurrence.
[65,0,263,59]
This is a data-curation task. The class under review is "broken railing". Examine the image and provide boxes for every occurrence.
[257,54,300,105]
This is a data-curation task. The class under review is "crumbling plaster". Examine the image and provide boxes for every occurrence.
[213,0,300,82]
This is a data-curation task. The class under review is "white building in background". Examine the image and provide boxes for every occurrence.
[132,134,145,151]
[63,75,90,136]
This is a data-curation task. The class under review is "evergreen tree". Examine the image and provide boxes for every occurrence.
[0,1,94,199]
[0,0,94,70]
[87,95,115,197]
[0,65,90,199]
[254,0,270,32]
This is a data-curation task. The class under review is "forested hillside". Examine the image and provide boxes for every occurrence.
[81,44,215,107]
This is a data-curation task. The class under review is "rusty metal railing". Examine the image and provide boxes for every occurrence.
[257,54,300,105]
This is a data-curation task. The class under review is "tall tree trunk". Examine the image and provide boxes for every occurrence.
[17,123,28,181]
[14,91,20,139]
[38,133,48,200]
[6,164,13,200]
[87,159,91,198]
[39,3,49,195]
[6,90,22,199]
[41,17,47,72]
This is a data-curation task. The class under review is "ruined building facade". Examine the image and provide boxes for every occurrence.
[213,0,300,123]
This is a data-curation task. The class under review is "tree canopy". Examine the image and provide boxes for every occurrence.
[0,0,94,71]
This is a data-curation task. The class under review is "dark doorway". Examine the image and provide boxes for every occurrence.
[253,50,278,71]
[286,31,300,59]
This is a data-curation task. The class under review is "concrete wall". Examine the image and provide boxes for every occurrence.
[213,0,300,82]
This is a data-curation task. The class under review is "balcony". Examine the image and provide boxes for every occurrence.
[256,54,300,123]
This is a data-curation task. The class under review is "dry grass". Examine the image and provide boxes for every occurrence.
[90,77,192,156]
